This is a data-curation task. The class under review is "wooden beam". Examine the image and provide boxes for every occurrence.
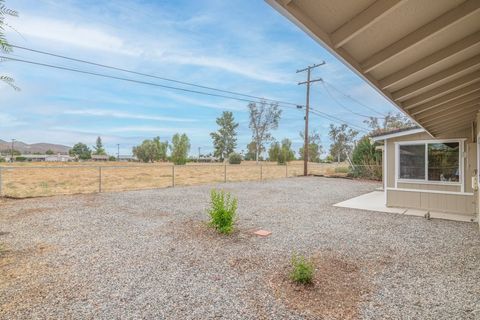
[378,31,480,89]
[420,104,480,125]
[401,71,480,108]
[430,122,474,136]
[421,107,479,126]
[416,99,480,121]
[411,90,480,115]
[361,0,480,73]
[425,111,476,129]
[392,55,480,101]
[428,119,474,135]
[331,0,404,48]
[404,82,480,112]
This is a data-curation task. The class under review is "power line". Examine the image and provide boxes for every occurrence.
[10,44,300,108]
[3,54,370,133]
[309,108,369,133]
[320,80,384,119]
[0,55,301,111]
[322,80,386,117]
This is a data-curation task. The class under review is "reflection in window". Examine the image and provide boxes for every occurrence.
[428,143,459,182]
[399,145,425,180]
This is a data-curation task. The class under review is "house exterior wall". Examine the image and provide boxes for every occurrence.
[385,130,476,215]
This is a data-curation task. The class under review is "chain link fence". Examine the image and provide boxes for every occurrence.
[0,162,354,198]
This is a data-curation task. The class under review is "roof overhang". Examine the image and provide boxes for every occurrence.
[266,0,480,137]
[370,128,426,142]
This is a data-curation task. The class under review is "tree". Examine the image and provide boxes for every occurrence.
[328,124,358,163]
[298,130,322,162]
[363,112,414,135]
[153,136,168,161]
[0,0,19,90]
[69,143,91,160]
[269,139,295,164]
[170,133,190,165]
[244,141,264,161]
[248,101,282,163]
[268,141,281,162]
[45,149,54,155]
[133,140,156,163]
[132,136,168,163]
[210,111,238,161]
[93,136,106,155]
[351,136,382,180]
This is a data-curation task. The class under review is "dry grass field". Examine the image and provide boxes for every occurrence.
[0,161,348,198]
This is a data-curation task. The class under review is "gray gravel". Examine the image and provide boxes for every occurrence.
[0,177,479,319]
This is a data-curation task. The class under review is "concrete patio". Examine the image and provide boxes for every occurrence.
[334,191,477,223]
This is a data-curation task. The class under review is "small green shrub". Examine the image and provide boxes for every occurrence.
[290,254,315,284]
[228,153,242,164]
[208,189,237,234]
[334,166,349,174]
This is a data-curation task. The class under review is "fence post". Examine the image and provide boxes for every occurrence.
[285,163,288,178]
[224,163,227,183]
[98,166,102,193]
[260,164,263,181]
[0,167,2,197]
[172,165,175,187]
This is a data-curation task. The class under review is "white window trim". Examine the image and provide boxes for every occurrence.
[394,139,465,190]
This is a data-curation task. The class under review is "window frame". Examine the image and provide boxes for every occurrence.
[395,139,464,188]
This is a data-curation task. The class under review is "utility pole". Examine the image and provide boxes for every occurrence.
[11,139,15,163]
[297,62,325,176]
[117,144,120,161]
[198,147,201,160]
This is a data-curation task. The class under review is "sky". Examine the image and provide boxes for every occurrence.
[1,0,400,156]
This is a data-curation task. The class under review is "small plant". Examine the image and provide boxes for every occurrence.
[290,254,315,284]
[228,153,242,164]
[334,166,349,174]
[208,189,237,234]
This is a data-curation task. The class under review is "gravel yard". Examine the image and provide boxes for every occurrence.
[1,177,479,319]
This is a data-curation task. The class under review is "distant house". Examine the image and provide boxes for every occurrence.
[197,155,220,163]
[118,155,138,162]
[45,154,75,162]
[5,154,74,162]
[91,155,109,161]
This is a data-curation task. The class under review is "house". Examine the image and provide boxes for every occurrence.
[267,0,480,225]
[371,127,475,218]
[118,155,138,162]
[45,154,75,162]
[91,155,109,161]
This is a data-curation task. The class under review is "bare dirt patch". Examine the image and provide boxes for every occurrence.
[270,253,373,320]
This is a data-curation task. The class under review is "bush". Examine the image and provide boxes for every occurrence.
[228,152,242,164]
[351,136,382,180]
[108,156,117,161]
[0,157,5,162]
[208,189,237,234]
[290,254,315,284]
[334,166,349,173]
[15,156,26,162]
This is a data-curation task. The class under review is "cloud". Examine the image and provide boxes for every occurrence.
[161,54,293,84]
[63,108,198,122]
[0,113,26,127]
[9,14,139,56]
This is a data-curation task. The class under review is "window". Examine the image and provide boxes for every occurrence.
[399,145,425,179]
[398,141,460,183]
[428,143,459,182]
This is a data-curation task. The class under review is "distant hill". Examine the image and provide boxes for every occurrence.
[0,139,71,154]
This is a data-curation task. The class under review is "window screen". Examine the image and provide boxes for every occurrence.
[427,142,459,182]
[399,144,425,180]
